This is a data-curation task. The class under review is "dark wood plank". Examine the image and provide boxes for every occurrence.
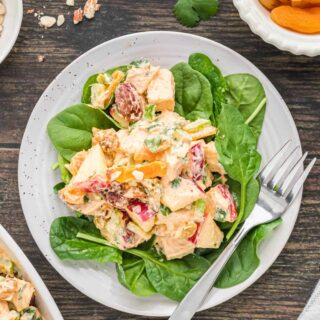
[0,0,319,319]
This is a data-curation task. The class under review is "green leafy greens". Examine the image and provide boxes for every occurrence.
[171,62,213,121]
[47,103,117,161]
[174,0,219,27]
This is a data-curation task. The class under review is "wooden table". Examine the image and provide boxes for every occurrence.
[0,1,319,319]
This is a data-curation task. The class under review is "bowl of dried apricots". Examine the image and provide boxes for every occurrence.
[233,0,320,56]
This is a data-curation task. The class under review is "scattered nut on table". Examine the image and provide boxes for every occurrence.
[39,16,57,28]
[57,14,65,27]
[0,0,6,36]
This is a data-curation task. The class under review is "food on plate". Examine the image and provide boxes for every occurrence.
[259,0,320,34]
[0,247,44,319]
[48,53,280,301]
[0,1,5,35]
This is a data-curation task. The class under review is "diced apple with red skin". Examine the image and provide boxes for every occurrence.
[126,199,156,232]
[192,213,224,248]
[206,184,238,223]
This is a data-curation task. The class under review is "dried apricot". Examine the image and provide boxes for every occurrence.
[271,5,320,34]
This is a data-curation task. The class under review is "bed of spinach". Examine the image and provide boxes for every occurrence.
[47,54,281,302]
[47,103,117,162]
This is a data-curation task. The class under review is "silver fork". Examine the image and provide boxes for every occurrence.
[169,141,316,320]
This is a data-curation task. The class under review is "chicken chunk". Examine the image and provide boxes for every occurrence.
[125,64,160,94]
[155,208,201,239]
[161,177,204,212]
[147,69,175,112]
[156,237,195,260]
[0,301,9,316]
[204,141,225,177]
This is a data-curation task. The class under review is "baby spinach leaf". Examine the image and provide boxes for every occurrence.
[215,104,261,238]
[47,103,117,161]
[188,53,226,125]
[171,62,213,121]
[212,219,282,288]
[116,253,156,297]
[81,74,99,104]
[50,217,122,264]
[53,182,66,194]
[228,177,260,222]
[128,249,211,301]
[225,74,266,139]
[174,0,219,28]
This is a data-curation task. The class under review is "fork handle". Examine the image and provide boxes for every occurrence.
[169,220,253,320]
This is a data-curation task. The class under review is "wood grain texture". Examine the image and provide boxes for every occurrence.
[0,1,319,319]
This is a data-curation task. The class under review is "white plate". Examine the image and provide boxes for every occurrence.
[0,0,23,64]
[18,31,302,317]
[0,225,63,320]
[234,0,320,57]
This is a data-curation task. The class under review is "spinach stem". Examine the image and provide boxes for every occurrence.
[76,232,111,246]
[226,182,246,240]
[245,97,267,125]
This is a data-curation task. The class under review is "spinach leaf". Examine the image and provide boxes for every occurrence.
[116,253,156,297]
[81,74,99,104]
[215,104,261,239]
[228,177,260,222]
[188,53,226,125]
[81,65,132,105]
[47,103,117,161]
[208,219,282,288]
[50,217,122,264]
[53,181,66,194]
[57,153,71,184]
[128,249,210,301]
[171,62,213,121]
[225,74,266,139]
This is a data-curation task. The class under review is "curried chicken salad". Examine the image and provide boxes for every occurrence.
[47,53,281,301]
[0,248,44,320]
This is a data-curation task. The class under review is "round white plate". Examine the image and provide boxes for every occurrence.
[0,225,63,320]
[0,0,23,64]
[234,0,320,57]
[18,31,302,317]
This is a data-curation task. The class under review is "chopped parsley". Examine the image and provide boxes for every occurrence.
[144,136,161,153]
[174,0,219,28]
[170,177,181,188]
[160,205,172,216]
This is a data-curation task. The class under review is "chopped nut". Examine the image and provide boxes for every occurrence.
[26,9,35,14]
[84,0,98,19]
[37,55,45,63]
[39,16,56,28]
[73,8,84,24]
[66,0,75,6]
[57,14,65,27]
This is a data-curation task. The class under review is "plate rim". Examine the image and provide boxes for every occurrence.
[18,31,302,316]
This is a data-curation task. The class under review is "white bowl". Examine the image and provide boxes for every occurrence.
[18,31,302,317]
[233,0,320,56]
[0,0,23,64]
[0,225,63,320]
